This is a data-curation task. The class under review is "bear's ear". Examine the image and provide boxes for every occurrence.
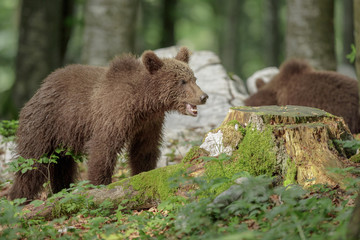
[175,47,190,63]
[255,78,266,89]
[142,51,164,74]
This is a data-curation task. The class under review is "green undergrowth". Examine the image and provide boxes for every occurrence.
[1,172,358,240]
[1,119,359,239]
[0,119,18,142]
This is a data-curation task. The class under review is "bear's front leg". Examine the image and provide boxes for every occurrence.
[87,136,121,185]
[128,117,164,175]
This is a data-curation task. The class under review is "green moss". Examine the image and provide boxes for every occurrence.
[207,123,244,150]
[226,120,240,126]
[233,125,277,176]
[119,163,186,204]
[226,120,246,136]
[203,125,277,195]
[283,158,297,186]
[182,146,208,163]
[349,153,360,163]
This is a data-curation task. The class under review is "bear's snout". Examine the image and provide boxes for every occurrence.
[200,93,209,104]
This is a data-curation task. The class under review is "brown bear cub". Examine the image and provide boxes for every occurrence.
[245,59,359,133]
[9,47,208,201]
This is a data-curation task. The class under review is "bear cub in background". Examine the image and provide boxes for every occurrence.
[245,59,359,133]
[9,47,208,201]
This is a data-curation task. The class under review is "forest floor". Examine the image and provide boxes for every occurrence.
[1,130,360,239]
[1,154,360,239]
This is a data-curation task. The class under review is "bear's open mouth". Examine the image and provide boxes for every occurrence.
[186,103,198,116]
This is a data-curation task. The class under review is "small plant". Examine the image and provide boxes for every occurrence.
[8,147,84,195]
[201,153,230,177]
[346,44,356,64]
[0,120,18,142]
[334,139,360,152]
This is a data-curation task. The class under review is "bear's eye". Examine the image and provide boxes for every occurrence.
[180,79,187,85]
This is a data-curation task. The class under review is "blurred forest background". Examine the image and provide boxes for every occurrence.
[0,0,358,119]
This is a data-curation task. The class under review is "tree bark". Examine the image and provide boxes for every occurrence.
[342,0,354,64]
[264,0,283,67]
[24,106,357,220]
[12,0,74,112]
[286,0,336,70]
[355,0,360,80]
[82,0,139,66]
[220,0,243,73]
[160,0,177,48]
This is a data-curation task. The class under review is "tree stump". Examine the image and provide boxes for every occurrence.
[216,105,354,187]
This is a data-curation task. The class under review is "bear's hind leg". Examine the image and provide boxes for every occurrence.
[128,119,163,175]
[9,163,48,201]
[50,154,78,194]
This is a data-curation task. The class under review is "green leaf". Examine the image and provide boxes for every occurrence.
[346,44,356,64]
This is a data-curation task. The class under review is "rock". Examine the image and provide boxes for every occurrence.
[199,130,233,157]
[0,136,16,182]
[209,177,268,210]
[154,46,249,167]
[246,67,279,95]
[211,184,244,207]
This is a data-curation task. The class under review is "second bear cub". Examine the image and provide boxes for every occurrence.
[245,59,359,133]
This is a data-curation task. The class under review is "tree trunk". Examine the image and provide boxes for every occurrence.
[12,0,74,112]
[264,0,283,67]
[355,0,360,80]
[82,0,139,66]
[24,106,357,220]
[286,0,336,70]
[220,0,243,73]
[160,0,177,48]
[342,0,354,64]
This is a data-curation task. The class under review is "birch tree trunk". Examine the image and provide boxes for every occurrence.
[82,0,139,66]
[286,0,336,70]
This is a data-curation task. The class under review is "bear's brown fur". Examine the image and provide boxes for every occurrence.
[9,47,208,201]
[245,59,359,133]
